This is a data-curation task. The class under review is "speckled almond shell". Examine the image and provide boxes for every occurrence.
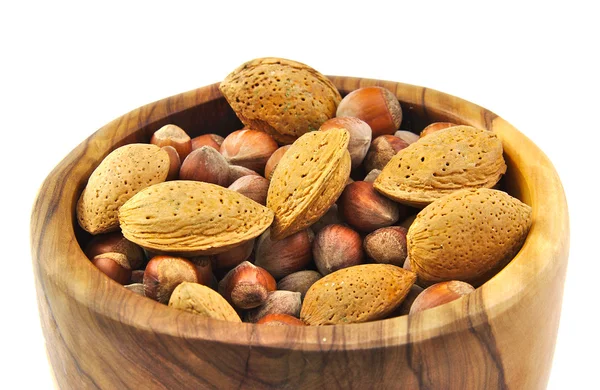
[219,57,342,144]
[300,264,416,325]
[267,128,351,240]
[118,181,274,256]
[169,282,241,322]
[373,126,507,207]
[76,143,170,235]
[408,188,532,286]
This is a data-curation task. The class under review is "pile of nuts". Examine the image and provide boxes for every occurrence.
[78,57,532,326]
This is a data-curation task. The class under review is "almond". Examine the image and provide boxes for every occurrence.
[267,128,351,240]
[300,264,416,325]
[168,282,241,322]
[76,143,170,234]
[219,57,342,144]
[118,180,274,256]
[374,126,507,207]
[408,188,532,286]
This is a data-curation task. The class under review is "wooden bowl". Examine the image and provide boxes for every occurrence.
[30,76,569,389]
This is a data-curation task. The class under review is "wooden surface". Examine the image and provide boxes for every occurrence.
[30,77,569,389]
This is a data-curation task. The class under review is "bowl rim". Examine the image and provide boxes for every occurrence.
[30,76,569,351]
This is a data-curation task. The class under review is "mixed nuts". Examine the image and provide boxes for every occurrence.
[77,57,533,326]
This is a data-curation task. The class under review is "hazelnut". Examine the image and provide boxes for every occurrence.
[188,256,215,287]
[124,283,146,296]
[143,256,200,304]
[218,261,276,309]
[255,228,314,280]
[84,231,145,270]
[391,284,424,317]
[227,165,260,187]
[313,224,364,275]
[320,117,372,169]
[420,122,457,138]
[191,133,224,151]
[409,281,475,314]
[211,239,255,275]
[363,169,381,183]
[92,257,132,285]
[363,226,408,266]
[131,269,145,284]
[150,124,192,160]
[394,130,420,145]
[336,86,402,138]
[364,134,409,172]
[277,270,322,300]
[264,145,291,180]
[256,313,306,326]
[338,181,402,233]
[227,175,270,205]
[309,204,344,234]
[179,146,230,186]
[244,291,302,323]
[161,145,181,181]
[220,129,279,174]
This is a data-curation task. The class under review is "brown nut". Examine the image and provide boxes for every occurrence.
[131,269,145,284]
[191,133,224,151]
[218,261,276,309]
[188,256,215,287]
[420,122,457,138]
[399,214,418,230]
[320,117,372,169]
[313,224,364,275]
[161,145,181,181]
[179,146,230,186]
[264,145,291,181]
[92,257,132,285]
[363,226,408,266]
[394,130,420,145]
[228,175,270,205]
[84,231,145,270]
[220,129,279,174]
[256,313,306,326]
[143,256,200,304]
[150,124,192,160]
[336,86,402,138]
[363,169,381,183]
[409,280,474,314]
[211,238,255,274]
[277,270,322,300]
[244,291,302,323]
[391,284,424,317]
[309,204,345,234]
[227,165,260,186]
[364,134,409,172]
[255,228,314,280]
[338,181,402,233]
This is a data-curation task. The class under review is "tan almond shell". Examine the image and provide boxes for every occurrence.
[168,282,241,322]
[267,128,351,240]
[373,126,507,207]
[118,180,274,256]
[300,264,416,325]
[408,188,532,286]
[219,57,342,144]
[76,143,170,235]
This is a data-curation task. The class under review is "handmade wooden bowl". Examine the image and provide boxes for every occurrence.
[31,76,569,389]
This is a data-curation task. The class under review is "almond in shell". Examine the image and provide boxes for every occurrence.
[300,264,416,325]
[408,188,532,286]
[76,143,170,235]
[266,128,351,240]
[374,125,507,207]
[219,57,342,144]
[118,180,274,256]
[169,282,241,322]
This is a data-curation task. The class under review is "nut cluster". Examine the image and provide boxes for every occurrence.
[77,57,532,326]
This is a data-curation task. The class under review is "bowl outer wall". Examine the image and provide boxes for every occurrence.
[30,77,569,389]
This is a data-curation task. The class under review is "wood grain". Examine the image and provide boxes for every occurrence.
[31,77,569,389]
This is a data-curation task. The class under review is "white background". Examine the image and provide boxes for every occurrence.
[1,1,597,388]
